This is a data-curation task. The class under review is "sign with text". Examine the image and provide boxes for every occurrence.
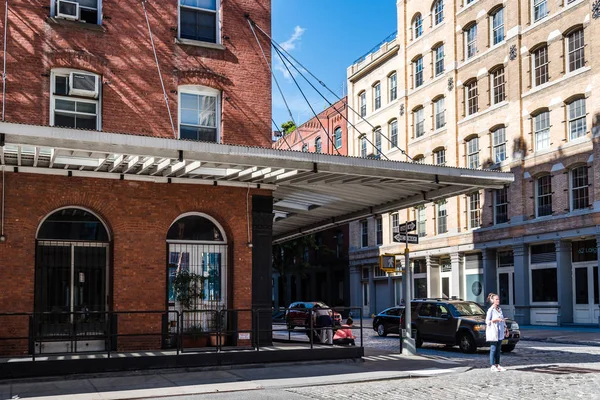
[395,220,417,233]
[393,233,419,244]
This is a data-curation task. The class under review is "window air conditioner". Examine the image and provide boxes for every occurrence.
[56,0,80,21]
[69,72,99,98]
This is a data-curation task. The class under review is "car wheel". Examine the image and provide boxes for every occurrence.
[501,344,516,353]
[458,332,476,354]
[415,330,423,348]
[377,324,387,337]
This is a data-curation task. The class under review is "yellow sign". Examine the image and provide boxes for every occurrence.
[380,254,396,272]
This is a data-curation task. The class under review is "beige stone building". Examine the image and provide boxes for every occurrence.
[348,0,600,326]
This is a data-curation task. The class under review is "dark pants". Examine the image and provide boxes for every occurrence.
[490,340,502,365]
[333,338,355,346]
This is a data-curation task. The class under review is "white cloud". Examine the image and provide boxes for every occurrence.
[280,25,306,51]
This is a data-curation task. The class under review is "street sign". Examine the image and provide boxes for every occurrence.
[380,254,396,272]
[393,233,419,244]
[395,220,417,233]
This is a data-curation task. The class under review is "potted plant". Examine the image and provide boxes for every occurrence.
[173,269,208,348]
[208,310,227,347]
[182,324,208,348]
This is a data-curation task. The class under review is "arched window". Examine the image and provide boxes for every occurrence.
[360,136,367,158]
[567,97,586,140]
[179,85,221,142]
[464,23,477,59]
[315,136,322,153]
[167,213,228,331]
[532,109,550,151]
[532,44,549,86]
[466,136,479,169]
[359,91,367,117]
[465,79,478,115]
[334,127,342,149]
[491,126,507,163]
[51,68,101,130]
[373,127,382,157]
[490,66,505,104]
[412,14,423,39]
[570,165,589,211]
[432,0,444,25]
[35,208,110,347]
[388,119,398,147]
[535,175,552,217]
[490,7,504,45]
[433,43,445,76]
[413,106,425,138]
[565,28,585,73]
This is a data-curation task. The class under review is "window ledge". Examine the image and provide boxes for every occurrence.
[407,22,446,50]
[522,67,591,99]
[456,0,480,16]
[47,17,105,32]
[457,101,509,126]
[175,38,226,51]
[522,0,586,36]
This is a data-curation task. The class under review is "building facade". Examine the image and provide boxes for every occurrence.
[0,0,273,355]
[348,0,600,325]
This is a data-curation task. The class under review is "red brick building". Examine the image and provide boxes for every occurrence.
[0,0,272,355]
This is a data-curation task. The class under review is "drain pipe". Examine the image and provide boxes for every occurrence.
[1,165,5,242]
[2,0,7,121]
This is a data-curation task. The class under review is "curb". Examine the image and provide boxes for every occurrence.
[520,337,600,347]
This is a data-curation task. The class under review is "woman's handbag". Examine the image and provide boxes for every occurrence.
[486,322,498,342]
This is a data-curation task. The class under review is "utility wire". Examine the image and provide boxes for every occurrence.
[142,0,176,137]
[252,21,412,162]
[272,41,390,161]
[272,45,341,156]
[246,18,305,149]
[271,118,294,151]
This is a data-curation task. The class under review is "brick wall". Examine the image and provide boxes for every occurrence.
[0,0,272,147]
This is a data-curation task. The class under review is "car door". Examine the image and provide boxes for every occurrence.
[385,307,402,334]
[416,303,437,340]
[433,303,455,343]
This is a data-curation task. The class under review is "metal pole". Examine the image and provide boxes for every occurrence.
[402,221,416,355]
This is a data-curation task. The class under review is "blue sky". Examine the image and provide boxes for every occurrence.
[271,1,397,130]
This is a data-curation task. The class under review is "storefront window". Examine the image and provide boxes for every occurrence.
[414,278,427,298]
[466,274,484,304]
[532,268,557,302]
[572,239,598,262]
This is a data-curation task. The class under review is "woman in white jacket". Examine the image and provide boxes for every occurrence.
[485,292,507,372]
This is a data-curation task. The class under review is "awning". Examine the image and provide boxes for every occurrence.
[0,122,513,244]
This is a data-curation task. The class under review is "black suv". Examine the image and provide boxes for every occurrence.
[372,299,520,353]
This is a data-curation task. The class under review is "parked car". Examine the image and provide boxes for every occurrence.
[372,298,521,354]
[372,306,404,337]
[285,301,342,329]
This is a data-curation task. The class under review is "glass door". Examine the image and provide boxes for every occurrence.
[497,269,515,319]
[573,264,598,324]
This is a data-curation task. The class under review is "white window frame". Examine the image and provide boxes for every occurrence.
[434,97,445,129]
[490,8,504,45]
[178,0,221,45]
[529,258,558,305]
[567,29,585,73]
[435,148,446,165]
[491,68,505,105]
[533,0,548,23]
[51,0,103,25]
[417,206,426,237]
[390,212,399,238]
[434,44,445,76]
[533,46,549,87]
[414,107,425,138]
[334,127,342,149]
[492,127,506,163]
[465,24,477,59]
[359,92,366,117]
[315,136,322,153]
[467,137,479,169]
[50,68,101,131]
[374,128,382,156]
[433,0,444,25]
[389,73,397,101]
[360,220,369,248]
[568,98,586,140]
[570,166,589,211]
[413,14,423,39]
[534,111,550,151]
[178,85,221,142]
[437,202,447,234]
[302,144,308,152]
[414,57,424,88]
[535,175,553,217]
[468,192,481,229]
[494,187,509,224]
[465,80,478,115]
[389,119,398,147]
[360,137,367,158]
[376,216,383,246]
[374,83,381,110]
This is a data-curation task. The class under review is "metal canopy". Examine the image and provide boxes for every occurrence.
[0,122,513,243]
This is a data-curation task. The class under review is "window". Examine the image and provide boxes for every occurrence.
[360,137,367,157]
[466,80,478,115]
[533,46,549,86]
[389,119,398,147]
[53,0,101,24]
[533,0,548,22]
[567,29,585,72]
[315,137,322,153]
[434,44,445,76]
[373,83,381,110]
[491,68,505,104]
[568,98,586,140]
[376,217,383,245]
[437,202,447,234]
[536,175,552,217]
[417,207,426,237]
[532,268,557,302]
[302,144,308,152]
[374,128,382,157]
[494,187,509,224]
[492,127,506,163]
[51,69,100,130]
[391,213,399,238]
[433,0,444,25]
[414,57,424,88]
[467,137,479,169]
[334,127,342,149]
[571,166,589,210]
[360,220,368,248]
[179,0,219,43]
[413,14,423,39]
[414,107,425,138]
[491,8,504,45]
[389,73,397,101]
[360,92,366,117]
[465,24,477,59]
[434,148,446,165]
[534,111,550,151]
[434,97,445,129]
[179,86,220,142]
[469,192,481,229]
[414,156,425,164]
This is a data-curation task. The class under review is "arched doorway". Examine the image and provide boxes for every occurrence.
[34,207,110,353]
[166,213,228,334]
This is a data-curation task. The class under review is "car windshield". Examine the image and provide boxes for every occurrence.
[450,302,485,316]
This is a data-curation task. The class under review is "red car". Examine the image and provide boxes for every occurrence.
[286,301,342,329]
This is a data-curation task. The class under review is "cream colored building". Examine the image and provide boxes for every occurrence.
[348,0,600,326]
